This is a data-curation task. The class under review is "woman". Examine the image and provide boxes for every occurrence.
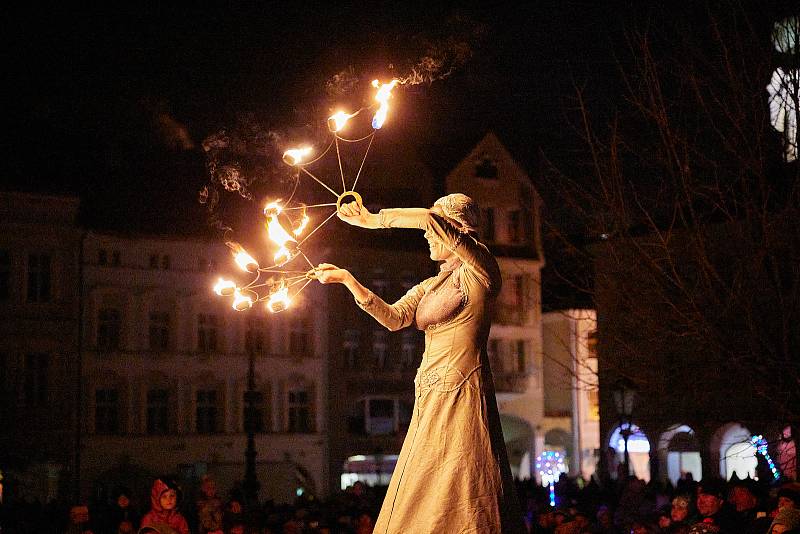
[315,193,525,533]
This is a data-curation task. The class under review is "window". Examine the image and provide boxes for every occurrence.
[97,308,121,351]
[373,330,388,368]
[196,390,218,434]
[507,210,525,243]
[197,314,219,352]
[587,331,598,360]
[27,253,51,302]
[289,313,310,357]
[0,249,10,301]
[401,330,416,368]
[149,312,170,351]
[481,208,495,242]
[488,339,502,373]
[245,317,268,354]
[244,390,268,433]
[343,329,360,368]
[767,67,799,162]
[24,353,48,407]
[98,249,108,265]
[161,255,171,270]
[367,398,395,435]
[588,389,600,421]
[95,388,120,434]
[475,156,498,179]
[149,254,159,269]
[147,389,169,435]
[111,251,121,266]
[287,387,313,433]
[516,340,527,373]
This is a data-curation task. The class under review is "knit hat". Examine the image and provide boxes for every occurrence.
[433,194,480,234]
[697,478,726,499]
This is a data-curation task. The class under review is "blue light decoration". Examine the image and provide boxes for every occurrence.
[751,435,781,481]
[536,451,567,507]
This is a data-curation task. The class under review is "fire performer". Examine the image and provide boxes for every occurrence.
[314,194,525,533]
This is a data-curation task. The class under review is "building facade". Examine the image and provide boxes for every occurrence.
[79,231,329,504]
[541,309,600,481]
[0,192,83,502]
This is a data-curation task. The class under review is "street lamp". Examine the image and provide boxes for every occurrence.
[612,377,637,478]
[242,346,260,506]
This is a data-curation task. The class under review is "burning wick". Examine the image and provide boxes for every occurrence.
[213,278,236,297]
[372,79,399,129]
[232,289,254,311]
[328,111,355,132]
[267,283,291,313]
[264,202,300,265]
[226,241,259,273]
[293,210,310,237]
[282,146,313,166]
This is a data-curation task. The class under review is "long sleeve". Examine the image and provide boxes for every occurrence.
[356,281,427,331]
[379,208,501,292]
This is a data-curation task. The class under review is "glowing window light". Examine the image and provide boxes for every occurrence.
[773,16,798,54]
[766,67,799,162]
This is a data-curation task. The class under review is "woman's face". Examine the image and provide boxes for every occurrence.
[425,231,453,261]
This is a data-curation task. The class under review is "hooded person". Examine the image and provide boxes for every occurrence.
[769,507,800,534]
[140,478,189,534]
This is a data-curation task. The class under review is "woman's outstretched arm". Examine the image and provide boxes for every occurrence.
[315,263,425,331]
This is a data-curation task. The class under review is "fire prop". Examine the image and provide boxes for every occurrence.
[213,79,402,313]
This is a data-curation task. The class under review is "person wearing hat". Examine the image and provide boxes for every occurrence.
[691,478,735,534]
[140,478,189,534]
[727,478,769,534]
[778,483,800,511]
[315,195,525,533]
[769,507,800,533]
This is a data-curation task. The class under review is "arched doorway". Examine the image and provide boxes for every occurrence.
[712,423,756,480]
[658,424,702,485]
[609,423,651,481]
[500,414,534,480]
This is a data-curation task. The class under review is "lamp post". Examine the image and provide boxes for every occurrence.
[612,378,637,479]
[242,346,260,506]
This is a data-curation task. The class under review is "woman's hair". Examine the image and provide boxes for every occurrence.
[433,193,480,235]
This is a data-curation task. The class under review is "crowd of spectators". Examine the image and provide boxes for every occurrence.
[0,471,798,533]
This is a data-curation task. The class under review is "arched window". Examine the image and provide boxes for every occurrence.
[609,423,651,481]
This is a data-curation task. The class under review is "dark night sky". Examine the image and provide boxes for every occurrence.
[4,2,792,312]
[3,3,625,231]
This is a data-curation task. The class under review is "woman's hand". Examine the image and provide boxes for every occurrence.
[313,263,352,284]
[337,201,381,229]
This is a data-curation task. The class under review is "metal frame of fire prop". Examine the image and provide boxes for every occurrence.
[213,79,400,314]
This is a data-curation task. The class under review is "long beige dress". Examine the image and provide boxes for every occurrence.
[355,208,525,534]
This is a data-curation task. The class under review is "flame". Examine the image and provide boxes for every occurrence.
[328,111,355,132]
[232,289,254,311]
[267,285,291,313]
[371,79,399,129]
[282,146,313,166]
[226,242,259,273]
[213,278,236,297]
[264,201,298,264]
[293,209,310,237]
